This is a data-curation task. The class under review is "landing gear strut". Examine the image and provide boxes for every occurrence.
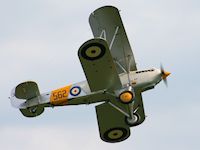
[125,101,140,126]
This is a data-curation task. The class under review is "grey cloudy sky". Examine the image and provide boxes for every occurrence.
[0,0,200,150]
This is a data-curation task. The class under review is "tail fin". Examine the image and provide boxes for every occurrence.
[11,81,45,117]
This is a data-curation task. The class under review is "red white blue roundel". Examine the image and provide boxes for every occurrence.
[70,86,81,96]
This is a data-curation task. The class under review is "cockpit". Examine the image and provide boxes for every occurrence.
[135,69,155,74]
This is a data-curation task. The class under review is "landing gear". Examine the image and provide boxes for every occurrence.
[125,113,140,126]
[20,106,44,117]
[126,102,141,126]
[29,106,38,113]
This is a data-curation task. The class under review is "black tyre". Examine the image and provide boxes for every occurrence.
[125,113,140,127]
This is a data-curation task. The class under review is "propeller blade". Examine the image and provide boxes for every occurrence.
[160,64,164,73]
[160,64,171,87]
[163,78,168,87]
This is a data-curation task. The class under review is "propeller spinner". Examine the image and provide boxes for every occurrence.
[160,64,171,86]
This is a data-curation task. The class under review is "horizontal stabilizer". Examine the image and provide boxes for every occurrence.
[15,81,40,100]
[10,81,45,117]
[20,106,44,118]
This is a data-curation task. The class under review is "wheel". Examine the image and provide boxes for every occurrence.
[29,106,38,113]
[103,127,130,143]
[125,113,140,126]
[119,91,134,104]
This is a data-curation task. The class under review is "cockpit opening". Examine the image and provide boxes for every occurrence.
[136,69,154,74]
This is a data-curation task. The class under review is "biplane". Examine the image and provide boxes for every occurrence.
[10,6,170,143]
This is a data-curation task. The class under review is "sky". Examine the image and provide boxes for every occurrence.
[0,0,200,149]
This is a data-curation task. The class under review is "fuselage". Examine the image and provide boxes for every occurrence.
[126,68,162,92]
[11,68,164,109]
[77,67,163,94]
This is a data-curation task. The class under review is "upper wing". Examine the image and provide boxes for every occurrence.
[78,38,122,92]
[89,6,137,74]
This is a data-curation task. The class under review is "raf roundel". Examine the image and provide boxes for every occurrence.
[70,86,81,96]
[81,43,106,61]
[103,127,128,142]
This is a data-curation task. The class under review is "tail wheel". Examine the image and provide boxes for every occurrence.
[119,91,134,104]
[103,127,129,143]
[125,113,140,127]
[20,106,44,117]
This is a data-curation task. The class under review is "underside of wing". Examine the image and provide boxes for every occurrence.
[96,102,130,143]
[78,38,122,92]
[95,92,145,143]
[89,6,137,74]
[132,91,145,125]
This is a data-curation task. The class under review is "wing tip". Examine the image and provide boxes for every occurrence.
[89,5,119,22]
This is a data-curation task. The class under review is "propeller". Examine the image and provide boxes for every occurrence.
[160,64,171,87]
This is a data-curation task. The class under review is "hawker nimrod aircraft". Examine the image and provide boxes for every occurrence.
[10,6,170,143]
